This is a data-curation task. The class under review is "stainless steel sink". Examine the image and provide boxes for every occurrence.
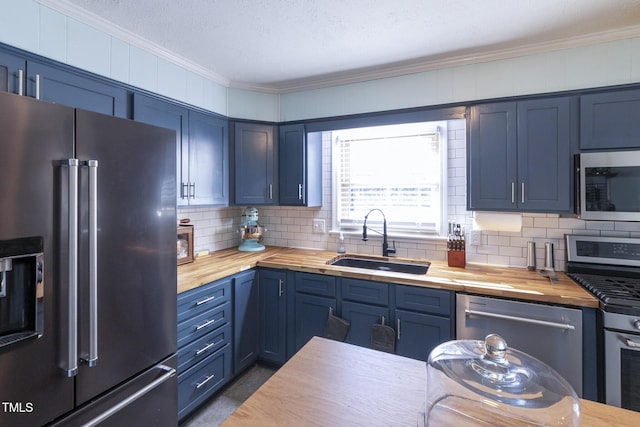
[328,255,430,275]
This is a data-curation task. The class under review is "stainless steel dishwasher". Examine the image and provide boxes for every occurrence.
[456,294,584,397]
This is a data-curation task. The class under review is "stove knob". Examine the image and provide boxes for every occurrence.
[633,320,640,331]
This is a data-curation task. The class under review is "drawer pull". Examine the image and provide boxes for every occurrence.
[195,374,216,389]
[195,319,217,330]
[195,341,219,356]
[195,295,217,306]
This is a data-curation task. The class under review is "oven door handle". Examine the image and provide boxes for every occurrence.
[624,337,640,349]
[465,309,576,331]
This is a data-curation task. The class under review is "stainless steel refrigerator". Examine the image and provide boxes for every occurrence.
[0,91,178,427]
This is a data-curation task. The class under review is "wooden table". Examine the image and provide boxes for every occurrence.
[222,337,640,427]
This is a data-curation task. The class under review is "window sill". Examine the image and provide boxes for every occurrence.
[329,229,447,243]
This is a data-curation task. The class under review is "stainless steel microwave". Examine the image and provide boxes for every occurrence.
[579,151,640,221]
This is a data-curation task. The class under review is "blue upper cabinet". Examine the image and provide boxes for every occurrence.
[580,88,640,150]
[278,124,322,206]
[133,93,189,206]
[134,93,229,206]
[0,51,26,94]
[468,102,517,211]
[188,111,229,206]
[231,122,278,205]
[27,61,128,117]
[0,51,127,117]
[468,97,574,213]
[516,98,572,212]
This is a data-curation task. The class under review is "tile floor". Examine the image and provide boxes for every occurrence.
[180,364,276,427]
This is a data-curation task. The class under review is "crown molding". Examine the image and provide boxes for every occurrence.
[36,1,640,95]
[264,24,640,94]
[37,0,231,87]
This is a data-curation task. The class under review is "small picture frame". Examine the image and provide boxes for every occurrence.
[177,225,194,265]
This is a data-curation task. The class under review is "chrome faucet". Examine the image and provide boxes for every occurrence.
[362,209,396,257]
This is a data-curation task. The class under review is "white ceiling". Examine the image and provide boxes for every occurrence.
[46,0,640,92]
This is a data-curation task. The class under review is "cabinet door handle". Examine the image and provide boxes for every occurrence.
[195,374,216,389]
[189,182,196,199]
[268,184,273,200]
[278,279,284,297]
[181,182,188,199]
[35,73,40,100]
[511,182,515,204]
[17,69,24,96]
[195,318,217,330]
[397,318,401,340]
[195,295,216,306]
[298,183,303,200]
[521,182,525,204]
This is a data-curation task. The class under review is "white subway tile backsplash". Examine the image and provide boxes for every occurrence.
[614,222,640,232]
[533,217,559,229]
[182,116,640,270]
[521,227,548,239]
[586,221,614,230]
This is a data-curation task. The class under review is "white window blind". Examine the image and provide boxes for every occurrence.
[332,122,446,235]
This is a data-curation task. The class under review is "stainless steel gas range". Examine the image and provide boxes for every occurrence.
[566,235,640,411]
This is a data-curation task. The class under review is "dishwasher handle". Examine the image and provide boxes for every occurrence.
[465,308,576,331]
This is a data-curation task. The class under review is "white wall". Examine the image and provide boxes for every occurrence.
[0,0,280,121]
[5,1,640,123]
[281,38,640,121]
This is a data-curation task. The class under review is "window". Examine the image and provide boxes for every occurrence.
[331,121,447,236]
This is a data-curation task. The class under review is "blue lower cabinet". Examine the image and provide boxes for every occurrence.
[177,277,233,421]
[178,343,232,420]
[258,269,288,365]
[233,270,258,375]
[295,272,336,296]
[394,309,452,361]
[341,301,389,348]
[177,323,232,374]
[294,293,336,352]
[177,301,231,348]
[177,278,231,324]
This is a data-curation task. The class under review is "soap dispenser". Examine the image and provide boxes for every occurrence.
[337,233,346,254]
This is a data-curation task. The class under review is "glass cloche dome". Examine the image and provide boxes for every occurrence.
[424,334,580,426]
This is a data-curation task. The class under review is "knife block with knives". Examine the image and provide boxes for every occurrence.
[447,221,465,268]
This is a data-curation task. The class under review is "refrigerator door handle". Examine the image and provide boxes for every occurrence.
[81,364,176,427]
[84,160,99,367]
[64,159,80,377]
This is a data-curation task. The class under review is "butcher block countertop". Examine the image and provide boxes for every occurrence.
[178,246,598,308]
[222,337,640,427]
